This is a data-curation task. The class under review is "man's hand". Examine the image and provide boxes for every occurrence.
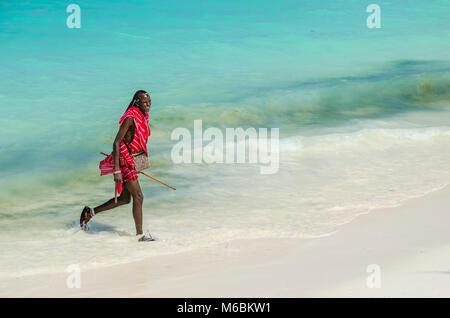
[114,172,123,184]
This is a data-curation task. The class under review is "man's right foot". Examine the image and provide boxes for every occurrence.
[137,232,155,242]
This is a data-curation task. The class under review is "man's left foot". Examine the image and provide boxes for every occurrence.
[80,206,94,231]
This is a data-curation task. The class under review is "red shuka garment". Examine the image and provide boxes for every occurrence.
[99,106,151,194]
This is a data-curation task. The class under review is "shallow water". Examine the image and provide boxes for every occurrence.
[0,0,449,276]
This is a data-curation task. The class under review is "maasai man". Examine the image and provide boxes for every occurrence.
[80,90,153,241]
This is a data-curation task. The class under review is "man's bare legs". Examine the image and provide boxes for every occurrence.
[93,187,131,213]
[81,187,131,228]
[124,179,144,235]
[82,180,144,235]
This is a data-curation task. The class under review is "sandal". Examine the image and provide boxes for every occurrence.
[80,206,95,231]
[137,231,155,242]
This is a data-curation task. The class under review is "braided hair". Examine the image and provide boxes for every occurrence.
[127,90,149,110]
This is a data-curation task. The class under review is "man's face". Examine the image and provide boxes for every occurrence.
[136,94,151,113]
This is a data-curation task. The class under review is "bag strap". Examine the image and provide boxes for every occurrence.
[123,139,133,155]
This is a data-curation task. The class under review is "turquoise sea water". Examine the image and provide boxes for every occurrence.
[0,0,449,276]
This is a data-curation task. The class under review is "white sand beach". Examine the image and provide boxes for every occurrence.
[2,185,450,298]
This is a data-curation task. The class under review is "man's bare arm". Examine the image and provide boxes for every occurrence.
[112,117,133,180]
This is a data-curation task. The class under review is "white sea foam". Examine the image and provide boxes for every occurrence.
[280,126,450,153]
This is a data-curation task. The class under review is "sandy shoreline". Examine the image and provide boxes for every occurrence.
[2,185,450,297]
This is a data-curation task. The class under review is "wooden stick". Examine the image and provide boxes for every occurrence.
[139,171,176,191]
[114,183,118,203]
[100,152,176,191]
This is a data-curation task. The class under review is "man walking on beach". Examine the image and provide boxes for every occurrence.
[80,90,153,241]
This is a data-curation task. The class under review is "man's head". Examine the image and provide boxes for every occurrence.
[129,90,151,113]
